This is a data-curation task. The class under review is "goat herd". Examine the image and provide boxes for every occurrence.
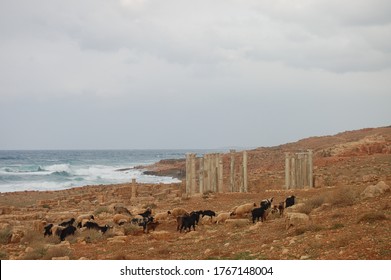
[42,195,296,242]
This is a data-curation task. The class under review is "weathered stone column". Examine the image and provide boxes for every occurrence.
[291,156,296,189]
[308,149,313,188]
[285,152,290,189]
[199,157,204,194]
[218,154,224,193]
[210,154,216,192]
[230,149,235,192]
[242,150,248,192]
[204,154,210,192]
[185,153,191,195]
[131,178,137,199]
[190,153,197,195]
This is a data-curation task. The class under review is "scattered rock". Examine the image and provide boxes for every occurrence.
[204,249,212,255]
[25,247,34,253]
[285,213,310,229]
[361,181,390,198]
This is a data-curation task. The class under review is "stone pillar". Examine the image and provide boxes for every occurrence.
[291,156,296,189]
[230,149,235,192]
[199,157,204,194]
[131,178,137,199]
[285,153,290,189]
[185,153,191,194]
[242,151,248,192]
[218,153,224,193]
[190,153,197,195]
[308,149,313,188]
[210,154,216,192]
[204,154,210,192]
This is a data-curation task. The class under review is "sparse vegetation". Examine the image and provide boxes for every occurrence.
[298,195,325,214]
[23,245,48,260]
[0,227,11,245]
[330,223,344,230]
[123,224,142,236]
[357,213,387,224]
[325,186,360,207]
[94,206,110,215]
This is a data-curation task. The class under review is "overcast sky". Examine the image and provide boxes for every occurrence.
[0,0,390,150]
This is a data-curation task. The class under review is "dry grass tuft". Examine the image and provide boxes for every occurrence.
[23,245,47,260]
[292,223,324,236]
[0,227,12,245]
[123,224,142,236]
[357,213,388,224]
[94,206,111,215]
[325,186,360,207]
[298,195,325,214]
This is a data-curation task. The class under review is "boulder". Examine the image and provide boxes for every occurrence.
[285,213,310,229]
[361,181,390,199]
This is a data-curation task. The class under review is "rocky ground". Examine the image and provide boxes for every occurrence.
[0,126,390,260]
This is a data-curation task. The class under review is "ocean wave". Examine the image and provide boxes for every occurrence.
[0,166,50,175]
[50,171,72,177]
[44,164,72,173]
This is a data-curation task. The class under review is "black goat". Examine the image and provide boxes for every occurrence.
[285,195,296,208]
[260,197,273,208]
[201,210,216,219]
[138,208,152,218]
[252,198,273,223]
[59,218,75,227]
[83,221,110,234]
[189,211,202,225]
[44,223,53,237]
[59,225,76,241]
[179,213,198,233]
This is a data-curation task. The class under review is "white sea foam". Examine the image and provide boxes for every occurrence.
[44,164,73,173]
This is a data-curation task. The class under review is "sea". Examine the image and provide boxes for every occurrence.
[0,149,222,193]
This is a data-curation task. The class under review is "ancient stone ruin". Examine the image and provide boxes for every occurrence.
[184,150,248,196]
[285,150,313,189]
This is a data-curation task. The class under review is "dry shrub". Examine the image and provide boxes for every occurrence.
[330,223,344,230]
[299,195,325,214]
[0,227,12,245]
[292,224,324,236]
[123,224,142,236]
[357,213,388,224]
[23,245,47,260]
[324,186,360,207]
[94,206,110,215]
[79,229,106,243]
